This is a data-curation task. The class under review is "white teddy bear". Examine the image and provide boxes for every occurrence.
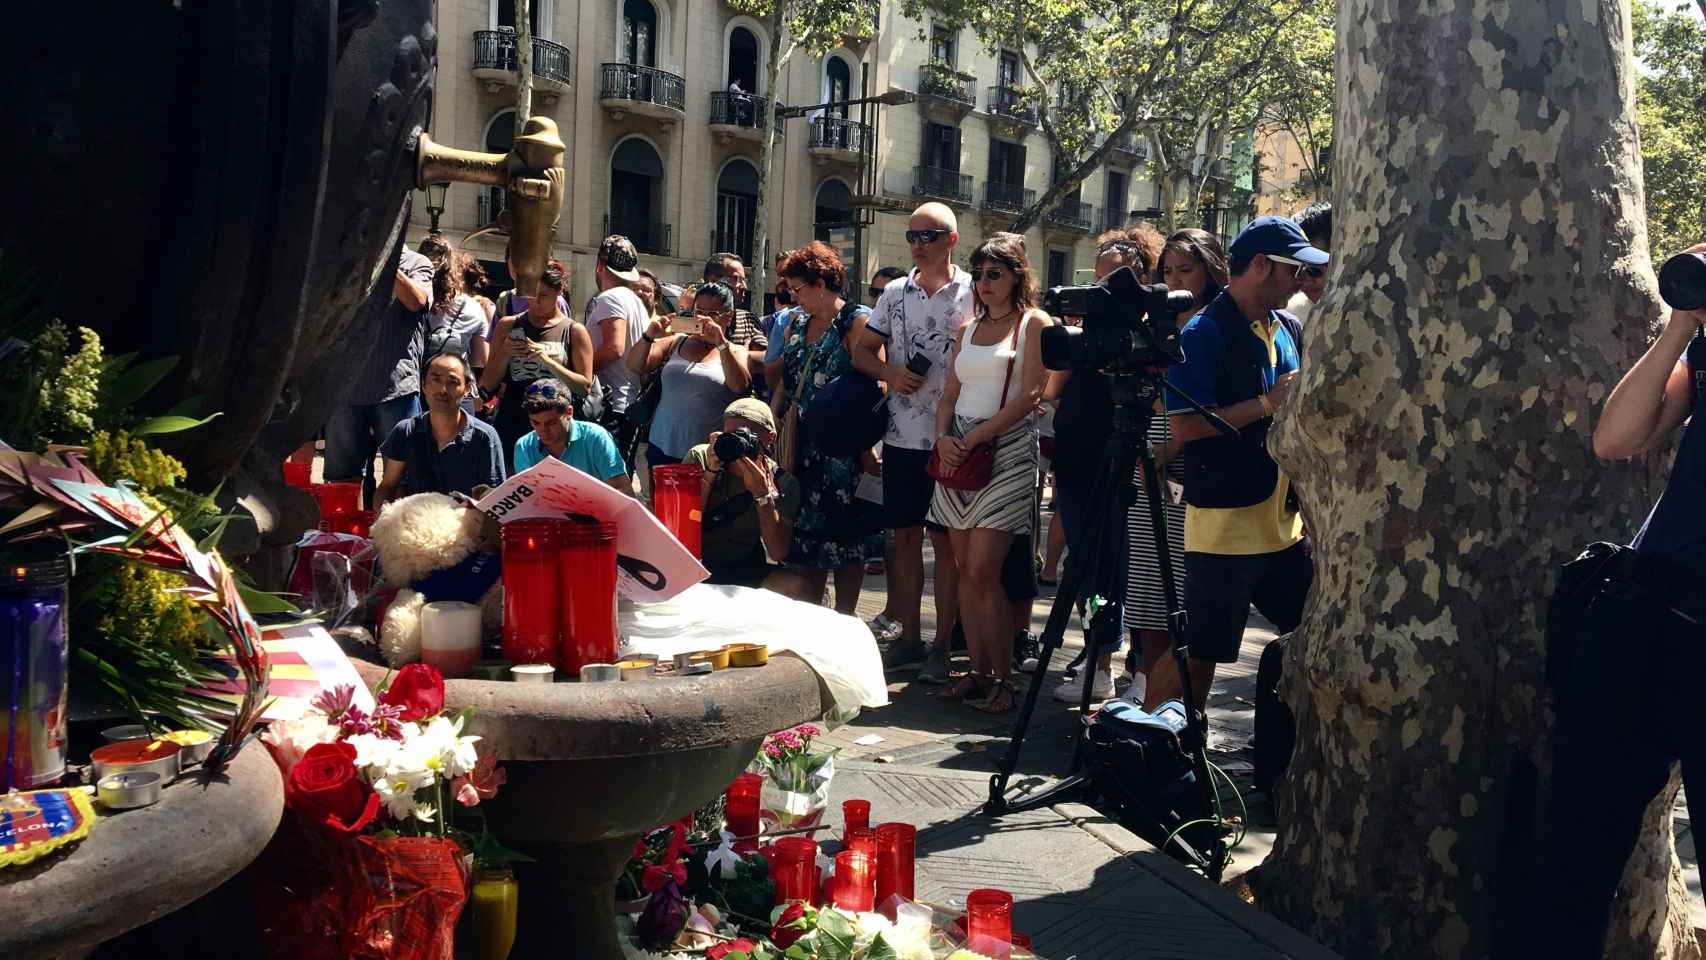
[367,492,504,666]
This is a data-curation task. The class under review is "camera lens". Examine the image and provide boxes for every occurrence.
[1658,252,1706,311]
[713,427,759,464]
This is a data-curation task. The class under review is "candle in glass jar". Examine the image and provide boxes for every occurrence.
[558,522,618,678]
[772,836,817,904]
[874,822,916,916]
[833,850,875,912]
[726,793,761,853]
[501,519,562,665]
[651,465,704,559]
[845,826,878,860]
[420,600,482,677]
[1,549,69,792]
[842,799,871,836]
[965,888,1014,960]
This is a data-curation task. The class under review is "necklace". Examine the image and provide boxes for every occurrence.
[985,308,1017,323]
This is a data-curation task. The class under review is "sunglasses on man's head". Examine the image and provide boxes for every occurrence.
[905,228,948,245]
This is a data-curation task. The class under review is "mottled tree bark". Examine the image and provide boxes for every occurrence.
[1254,0,1698,957]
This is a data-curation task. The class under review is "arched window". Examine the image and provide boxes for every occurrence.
[826,57,852,119]
[481,110,517,228]
[728,27,759,94]
[611,138,667,254]
[814,179,854,243]
[715,160,760,267]
[622,0,657,66]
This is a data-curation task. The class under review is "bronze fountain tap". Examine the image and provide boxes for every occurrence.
[415,115,565,298]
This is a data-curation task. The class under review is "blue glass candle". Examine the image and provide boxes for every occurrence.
[1,549,69,791]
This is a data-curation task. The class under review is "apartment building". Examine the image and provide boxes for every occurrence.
[406,1,1163,301]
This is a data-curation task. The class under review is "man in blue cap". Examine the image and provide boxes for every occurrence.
[1143,216,1326,711]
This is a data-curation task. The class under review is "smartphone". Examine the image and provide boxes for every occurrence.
[905,354,933,376]
[668,312,703,335]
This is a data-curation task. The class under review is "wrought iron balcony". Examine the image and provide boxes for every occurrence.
[1108,131,1147,164]
[913,165,974,206]
[599,62,687,123]
[603,214,672,257]
[917,63,975,117]
[1098,210,1132,235]
[708,92,773,142]
[983,181,1035,214]
[472,30,572,100]
[1045,199,1095,232]
[807,116,871,163]
[476,188,507,233]
[986,86,1037,128]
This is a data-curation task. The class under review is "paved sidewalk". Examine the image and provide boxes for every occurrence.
[807,538,1331,959]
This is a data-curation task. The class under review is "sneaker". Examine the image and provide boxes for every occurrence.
[867,614,903,642]
[1052,669,1115,704]
[1013,631,1042,673]
[881,637,929,671]
[917,645,950,684]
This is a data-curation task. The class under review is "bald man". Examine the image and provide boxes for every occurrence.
[853,202,974,680]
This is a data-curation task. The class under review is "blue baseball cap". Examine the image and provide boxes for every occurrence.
[1228,216,1329,266]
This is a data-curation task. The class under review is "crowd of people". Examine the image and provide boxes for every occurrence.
[316,199,1334,717]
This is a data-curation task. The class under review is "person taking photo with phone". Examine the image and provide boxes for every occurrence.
[624,281,753,469]
[480,258,596,474]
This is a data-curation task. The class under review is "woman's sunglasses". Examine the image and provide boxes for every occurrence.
[971,267,1008,282]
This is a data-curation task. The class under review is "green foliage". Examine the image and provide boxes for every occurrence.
[1633,0,1706,259]
[37,324,104,442]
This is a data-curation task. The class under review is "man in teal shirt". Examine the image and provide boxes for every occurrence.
[512,379,629,488]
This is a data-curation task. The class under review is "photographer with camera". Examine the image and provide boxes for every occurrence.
[1142,217,1322,712]
[682,398,810,599]
[1527,247,1706,957]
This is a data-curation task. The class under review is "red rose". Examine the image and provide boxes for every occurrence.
[771,901,809,950]
[286,741,379,833]
[380,663,445,721]
[706,939,757,959]
[640,861,686,892]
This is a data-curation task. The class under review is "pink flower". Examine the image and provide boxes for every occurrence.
[260,714,339,778]
[795,724,820,738]
[310,684,357,721]
[452,751,506,807]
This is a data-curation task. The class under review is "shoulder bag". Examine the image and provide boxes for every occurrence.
[927,316,1021,491]
[771,314,821,475]
[802,303,887,457]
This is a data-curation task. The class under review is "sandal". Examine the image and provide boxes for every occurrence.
[933,673,986,702]
[974,679,1018,714]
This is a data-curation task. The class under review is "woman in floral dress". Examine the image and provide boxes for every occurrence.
[773,241,883,613]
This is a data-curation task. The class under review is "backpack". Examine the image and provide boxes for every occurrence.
[1252,633,1295,794]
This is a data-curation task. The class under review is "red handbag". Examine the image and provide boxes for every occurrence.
[927,318,1021,491]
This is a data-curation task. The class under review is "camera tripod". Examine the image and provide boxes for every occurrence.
[983,369,1237,880]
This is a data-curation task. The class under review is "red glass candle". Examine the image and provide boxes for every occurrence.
[813,865,824,906]
[727,771,764,803]
[651,464,704,559]
[501,519,562,665]
[842,799,871,836]
[726,794,761,853]
[874,822,916,916]
[833,850,875,912]
[558,521,618,677]
[965,888,1014,960]
[772,836,817,904]
[315,481,360,519]
[845,827,878,860]
[282,461,312,488]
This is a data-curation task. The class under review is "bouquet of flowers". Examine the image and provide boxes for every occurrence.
[629,901,1035,960]
[619,820,692,904]
[253,663,511,960]
[754,724,836,830]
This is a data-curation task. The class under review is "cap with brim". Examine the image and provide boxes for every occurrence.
[723,397,776,434]
[1228,216,1329,266]
[599,235,642,282]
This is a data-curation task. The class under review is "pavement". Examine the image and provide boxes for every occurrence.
[808,530,1335,960]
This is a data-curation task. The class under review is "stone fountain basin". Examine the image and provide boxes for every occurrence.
[353,654,829,842]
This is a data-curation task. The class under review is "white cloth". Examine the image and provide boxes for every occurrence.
[865,266,974,450]
[586,285,650,412]
[621,584,889,724]
[953,316,1029,420]
[1285,290,1315,326]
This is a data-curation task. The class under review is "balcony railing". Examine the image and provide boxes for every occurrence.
[708,92,772,131]
[472,30,572,86]
[599,62,687,113]
[913,165,973,205]
[1045,199,1095,232]
[983,181,1034,214]
[603,214,672,257]
[1098,210,1132,235]
[986,86,1037,126]
[476,188,507,233]
[1109,131,1147,161]
[808,116,872,155]
[918,63,975,108]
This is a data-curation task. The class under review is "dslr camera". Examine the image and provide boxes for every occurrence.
[1040,266,1197,374]
[713,426,762,464]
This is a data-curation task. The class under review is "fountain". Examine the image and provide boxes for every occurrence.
[0,6,836,956]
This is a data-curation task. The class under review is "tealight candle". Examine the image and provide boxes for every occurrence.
[510,663,555,683]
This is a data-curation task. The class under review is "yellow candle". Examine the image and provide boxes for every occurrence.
[468,866,518,960]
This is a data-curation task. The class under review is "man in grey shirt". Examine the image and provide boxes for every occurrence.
[324,245,434,505]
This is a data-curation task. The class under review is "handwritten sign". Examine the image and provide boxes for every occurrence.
[475,458,708,602]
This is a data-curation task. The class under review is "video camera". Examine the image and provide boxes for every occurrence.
[1040,266,1197,374]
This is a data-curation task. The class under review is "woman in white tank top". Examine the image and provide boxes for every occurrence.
[927,233,1050,713]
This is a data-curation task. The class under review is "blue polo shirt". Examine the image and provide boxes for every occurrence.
[1164,293,1303,556]
[512,419,628,481]
[380,411,506,497]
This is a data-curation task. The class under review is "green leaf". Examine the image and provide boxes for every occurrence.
[816,909,856,960]
[865,933,900,960]
[132,412,221,436]
[237,582,300,615]
[104,355,179,410]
